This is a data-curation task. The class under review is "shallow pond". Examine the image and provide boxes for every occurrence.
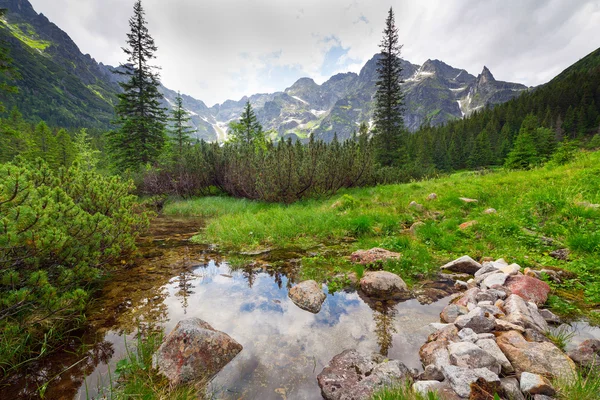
[1,217,453,399]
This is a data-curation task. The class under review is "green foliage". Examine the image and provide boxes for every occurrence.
[228,101,266,150]
[373,7,405,167]
[553,366,600,400]
[168,92,195,157]
[545,325,576,351]
[551,139,578,165]
[108,0,167,171]
[372,381,439,400]
[0,159,149,373]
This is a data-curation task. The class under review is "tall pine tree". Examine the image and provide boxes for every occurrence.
[228,101,266,148]
[108,0,167,171]
[373,7,405,167]
[169,92,195,157]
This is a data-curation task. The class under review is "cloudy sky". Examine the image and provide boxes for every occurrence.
[30,0,600,107]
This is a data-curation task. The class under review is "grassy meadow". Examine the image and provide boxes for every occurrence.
[165,151,600,318]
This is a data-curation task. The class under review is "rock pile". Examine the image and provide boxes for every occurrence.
[414,256,576,399]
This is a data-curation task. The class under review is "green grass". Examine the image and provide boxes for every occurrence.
[2,21,51,50]
[371,381,440,400]
[165,151,600,305]
[553,366,600,400]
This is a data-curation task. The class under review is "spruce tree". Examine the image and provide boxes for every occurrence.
[108,0,167,171]
[169,92,195,157]
[373,7,405,167]
[228,101,266,147]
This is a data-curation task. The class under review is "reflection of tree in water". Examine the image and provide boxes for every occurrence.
[372,301,398,357]
[176,270,195,314]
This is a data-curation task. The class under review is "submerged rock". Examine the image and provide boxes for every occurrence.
[288,280,326,313]
[317,350,411,400]
[153,318,242,385]
[440,255,482,275]
[360,271,410,300]
[350,248,401,265]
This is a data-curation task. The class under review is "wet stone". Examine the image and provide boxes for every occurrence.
[288,280,326,313]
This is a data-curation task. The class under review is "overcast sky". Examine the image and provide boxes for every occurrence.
[30,0,600,107]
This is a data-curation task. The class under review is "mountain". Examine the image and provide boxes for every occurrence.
[0,0,528,141]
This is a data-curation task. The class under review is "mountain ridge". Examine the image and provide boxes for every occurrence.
[0,0,530,141]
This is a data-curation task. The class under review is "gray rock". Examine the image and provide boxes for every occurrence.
[440,303,469,323]
[417,364,445,381]
[477,333,496,340]
[448,341,500,374]
[360,271,410,300]
[567,339,600,368]
[317,350,411,400]
[483,208,497,214]
[499,263,521,276]
[288,280,326,313]
[500,377,525,400]
[520,372,556,396]
[475,263,500,277]
[153,318,242,385]
[441,365,500,398]
[413,380,461,399]
[454,307,496,333]
[533,395,555,400]
[409,201,424,211]
[440,255,482,275]
[539,309,561,324]
[503,294,549,332]
[475,270,503,285]
[420,340,452,370]
[476,338,514,374]
[457,328,478,343]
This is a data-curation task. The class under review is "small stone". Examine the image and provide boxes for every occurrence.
[440,304,469,323]
[500,377,525,400]
[483,208,497,214]
[520,372,556,396]
[458,328,478,343]
[454,280,468,290]
[350,248,401,265]
[409,201,424,211]
[477,333,496,340]
[495,299,505,309]
[499,263,521,276]
[440,255,482,274]
[409,221,425,234]
[532,395,555,400]
[459,197,478,203]
[417,364,445,381]
[288,280,326,313]
[476,338,514,374]
[495,258,509,266]
[567,339,600,368]
[427,193,438,200]
[475,263,500,278]
[454,307,495,333]
[550,248,569,261]
[455,287,480,307]
[474,270,502,285]
[481,273,508,289]
[441,365,500,398]
[539,309,561,324]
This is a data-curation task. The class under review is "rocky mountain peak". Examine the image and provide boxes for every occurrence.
[477,66,496,85]
[286,77,318,93]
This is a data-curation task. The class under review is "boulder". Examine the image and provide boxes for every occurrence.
[520,372,556,396]
[476,338,514,374]
[427,323,460,343]
[420,340,452,370]
[567,339,600,368]
[448,341,500,374]
[505,275,550,306]
[496,331,576,379]
[455,287,480,307]
[503,294,548,332]
[359,271,410,299]
[317,350,411,400]
[454,307,495,333]
[441,365,500,398]
[500,377,525,400]
[417,364,445,381]
[440,256,482,275]
[440,303,469,323]
[350,248,401,265]
[457,328,478,343]
[153,318,242,385]
[481,272,508,289]
[288,280,327,313]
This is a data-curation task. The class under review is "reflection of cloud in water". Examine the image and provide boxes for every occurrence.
[80,260,450,400]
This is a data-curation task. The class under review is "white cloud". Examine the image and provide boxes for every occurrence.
[30,0,600,106]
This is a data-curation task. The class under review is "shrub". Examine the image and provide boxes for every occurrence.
[0,159,149,373]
